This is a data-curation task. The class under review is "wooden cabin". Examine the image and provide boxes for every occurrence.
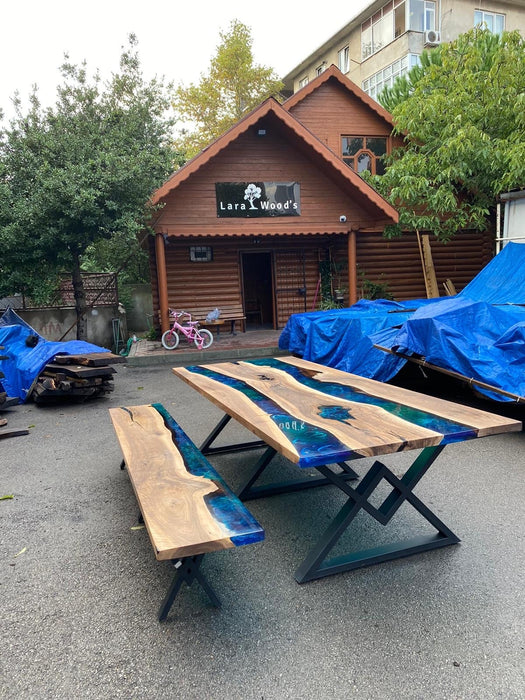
[149,66,493,333]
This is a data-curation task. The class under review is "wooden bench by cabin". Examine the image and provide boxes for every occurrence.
[109,403,264,621]
[191,303,246,336]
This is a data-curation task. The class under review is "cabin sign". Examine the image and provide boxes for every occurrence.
[216,182,301,218]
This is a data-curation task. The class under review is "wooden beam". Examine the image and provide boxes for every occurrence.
[348,230,357,305]
[374,344,525,404]
[417,232,439,298]
[155,233,170,333]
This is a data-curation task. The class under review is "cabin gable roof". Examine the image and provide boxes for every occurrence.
[282,64,394,127]
[152,96,397,224]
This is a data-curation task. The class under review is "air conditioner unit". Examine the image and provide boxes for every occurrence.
[424,30,441,45]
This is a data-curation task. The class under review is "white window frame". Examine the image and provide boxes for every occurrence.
[474,9,505,34]
[316,63,326,76]
[299,76,309,88]
[362,53,420,102]
[338,45,350,73]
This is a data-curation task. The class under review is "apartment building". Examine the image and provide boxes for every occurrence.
[283,0,525,101]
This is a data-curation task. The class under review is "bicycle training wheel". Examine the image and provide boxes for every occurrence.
[161,330,180,350]
[195,328,213,349]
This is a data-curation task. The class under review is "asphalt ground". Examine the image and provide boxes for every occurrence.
[1,362,524,699]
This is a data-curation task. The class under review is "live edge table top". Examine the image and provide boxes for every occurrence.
[172,356,522,469]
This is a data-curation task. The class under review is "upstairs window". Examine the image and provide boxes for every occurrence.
[338,45,350,73]
[409,0,436,32]
[299,76,309,88]
[342,136,388,175]
[474,9,505,34]
[362,0,436,60]
[316,63,327,76]
[363,53,420,101]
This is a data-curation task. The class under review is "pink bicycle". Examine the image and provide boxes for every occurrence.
[161,310,214,350]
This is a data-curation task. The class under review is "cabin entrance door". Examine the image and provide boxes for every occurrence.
[241,251,274,329]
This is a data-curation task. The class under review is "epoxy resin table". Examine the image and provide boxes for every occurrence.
[173,357,521,583]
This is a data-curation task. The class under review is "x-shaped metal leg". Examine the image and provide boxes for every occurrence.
[294,445,460,583]
[158,554,221,622]
[237,447,359,500]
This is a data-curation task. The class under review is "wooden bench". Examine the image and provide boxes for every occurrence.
[109,403,264,621]
[192,304,246,336]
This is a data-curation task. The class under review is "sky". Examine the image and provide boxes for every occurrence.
[1,0,369,120]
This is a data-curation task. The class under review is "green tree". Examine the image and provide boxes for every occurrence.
[372,28,525,241]
[0,36,175,338]
[173,20,284,159]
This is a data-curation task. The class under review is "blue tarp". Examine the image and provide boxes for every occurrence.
[0,308,110,403]
[279,242,525,402]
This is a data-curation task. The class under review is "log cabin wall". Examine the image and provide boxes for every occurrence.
[148,229,494,330]
[320,229,494,303]
[353,230,494,300]
[149,234,347,330]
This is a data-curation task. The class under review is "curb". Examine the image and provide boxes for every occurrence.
[125,342,288,367]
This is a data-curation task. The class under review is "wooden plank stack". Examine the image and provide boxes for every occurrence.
[31,352,126,404]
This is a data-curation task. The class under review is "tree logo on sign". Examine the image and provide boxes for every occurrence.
[244,183,262,210]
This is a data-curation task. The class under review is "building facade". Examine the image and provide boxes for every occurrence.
[149,68,493,334]
[283,0,525,102]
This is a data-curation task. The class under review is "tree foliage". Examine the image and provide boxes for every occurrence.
[173,20,284,159]
[0,36,176,338]
[372,28,525,241]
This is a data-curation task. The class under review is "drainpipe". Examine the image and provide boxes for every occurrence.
[155,233,170,333]
[348,229,358,306]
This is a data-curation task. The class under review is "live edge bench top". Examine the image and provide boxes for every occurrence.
[109,403,264,561]
[172,356,522,469]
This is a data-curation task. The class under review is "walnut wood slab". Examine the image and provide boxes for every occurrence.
[173,357,521,468]
[109,404,264,560]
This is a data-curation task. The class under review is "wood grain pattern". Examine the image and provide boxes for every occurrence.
[109,404,263,560]
[279,357,521,436]
[173,367,301,463]
[172,357,521,468]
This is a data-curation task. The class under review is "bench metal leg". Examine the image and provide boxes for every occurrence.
[294,445,460,583]
[158,554,221,622]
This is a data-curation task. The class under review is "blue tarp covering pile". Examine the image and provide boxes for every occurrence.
[279,242,525,402]
[0,308,109,403]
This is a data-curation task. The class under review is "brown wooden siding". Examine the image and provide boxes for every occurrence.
[150,235,345,330]
[149,231,495,330]
[287,81,393,156]
[353,230,494,301]
[154,120,381,238]
[163,238,242,317]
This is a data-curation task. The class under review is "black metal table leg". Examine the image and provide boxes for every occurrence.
[236,450,359,501]
[200,413,265,456]
[294,445,460,583]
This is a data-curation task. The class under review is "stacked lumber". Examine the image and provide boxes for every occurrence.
[30,352,125,404]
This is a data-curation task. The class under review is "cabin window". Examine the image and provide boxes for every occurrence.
[189,246,213,262]
[342,136,388,175]
[338,45,350,73]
